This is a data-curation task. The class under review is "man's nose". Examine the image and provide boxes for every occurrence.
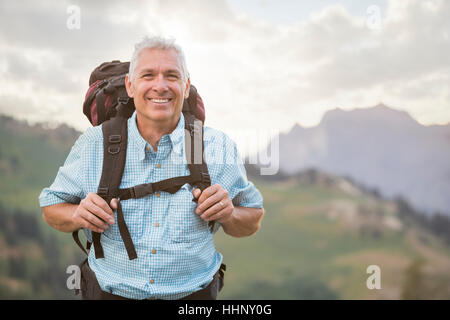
[152,74,169,93]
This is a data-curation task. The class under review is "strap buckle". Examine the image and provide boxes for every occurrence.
[108,134,122,143]
[98,79,108,89]
[98,187,109,197]
[187,123,201,136]
[117,97,130,105]
[200,172,211,185]
[108,145,121,154]
[130,183,153,199]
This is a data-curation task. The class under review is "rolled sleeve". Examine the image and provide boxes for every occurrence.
[207,133,263,234]
[224,155,263,209]
[38,132,87,207]
[210,131,263,209]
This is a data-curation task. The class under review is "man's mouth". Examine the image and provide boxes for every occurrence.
[147,98,172,104]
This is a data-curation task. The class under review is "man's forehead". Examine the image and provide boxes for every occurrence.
[136,48,182,71]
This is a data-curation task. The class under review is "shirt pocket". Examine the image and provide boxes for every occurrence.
[102,200,145,243]
[168,184,209,243]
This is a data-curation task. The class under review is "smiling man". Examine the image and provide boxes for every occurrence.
[39,36,264,300]
[127,45,190,150]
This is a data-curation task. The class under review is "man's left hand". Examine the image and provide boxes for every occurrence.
[192,184,234,223]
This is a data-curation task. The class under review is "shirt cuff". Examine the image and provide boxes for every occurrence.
[39,189,81,207]
[235,202,263,209]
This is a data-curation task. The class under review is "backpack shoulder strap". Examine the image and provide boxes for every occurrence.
[92,116,133,259]
[183,112,216,231]
[184,112,210,189]
[98,116,128,200]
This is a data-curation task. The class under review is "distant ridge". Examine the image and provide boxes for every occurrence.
[259,104,450,216]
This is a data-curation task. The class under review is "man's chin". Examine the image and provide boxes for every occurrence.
[138,109,176,123]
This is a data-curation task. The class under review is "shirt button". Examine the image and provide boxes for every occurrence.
[156,163,161,168]
[150,279,155,284]
[146,146,150,151]
[156,192,161,197]
[151,249,156,254]
[154,222,159,227]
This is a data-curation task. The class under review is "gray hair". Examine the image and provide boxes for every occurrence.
[129,35,189,82]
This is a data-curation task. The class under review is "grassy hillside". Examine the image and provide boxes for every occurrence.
[0,115,84,298]
[214,174,450,299]
[0,204,82,299]
[0,115,80,212]
[0,114,449,299]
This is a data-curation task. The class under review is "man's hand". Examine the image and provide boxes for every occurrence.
[72,192,115,233]
[192,184,234,223]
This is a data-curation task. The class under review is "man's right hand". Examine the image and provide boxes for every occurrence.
[72,192,115,233]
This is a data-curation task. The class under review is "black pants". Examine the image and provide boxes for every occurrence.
[79,259,225,300]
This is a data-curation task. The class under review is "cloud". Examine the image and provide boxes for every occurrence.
[3,48,84,94]
[0,0,448,149]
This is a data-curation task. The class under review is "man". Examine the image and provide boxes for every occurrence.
[39,36,264,300]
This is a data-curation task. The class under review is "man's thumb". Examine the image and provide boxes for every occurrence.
[110,198,119,210]
[192,188,201,199]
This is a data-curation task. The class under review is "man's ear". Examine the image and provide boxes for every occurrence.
[125,74,134,98]
[184,78,191,99]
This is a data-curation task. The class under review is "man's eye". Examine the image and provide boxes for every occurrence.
[167,74,179,80]
[143,74,154,78]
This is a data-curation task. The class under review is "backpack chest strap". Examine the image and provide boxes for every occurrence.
[118,170,209,200]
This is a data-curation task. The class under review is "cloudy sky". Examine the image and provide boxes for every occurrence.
[0,0,449,154]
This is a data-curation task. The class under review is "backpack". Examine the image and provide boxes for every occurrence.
[73,60,213,261]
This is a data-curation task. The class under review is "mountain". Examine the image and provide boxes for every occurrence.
[258,104,450,216]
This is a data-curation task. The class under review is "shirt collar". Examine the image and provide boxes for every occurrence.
[128,111,185,161]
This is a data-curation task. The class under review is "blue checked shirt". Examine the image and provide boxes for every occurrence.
[39,111,263,299]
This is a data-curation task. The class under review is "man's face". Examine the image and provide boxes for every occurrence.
[125,48,190,126]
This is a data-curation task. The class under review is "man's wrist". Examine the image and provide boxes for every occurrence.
[219,208,236,227]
